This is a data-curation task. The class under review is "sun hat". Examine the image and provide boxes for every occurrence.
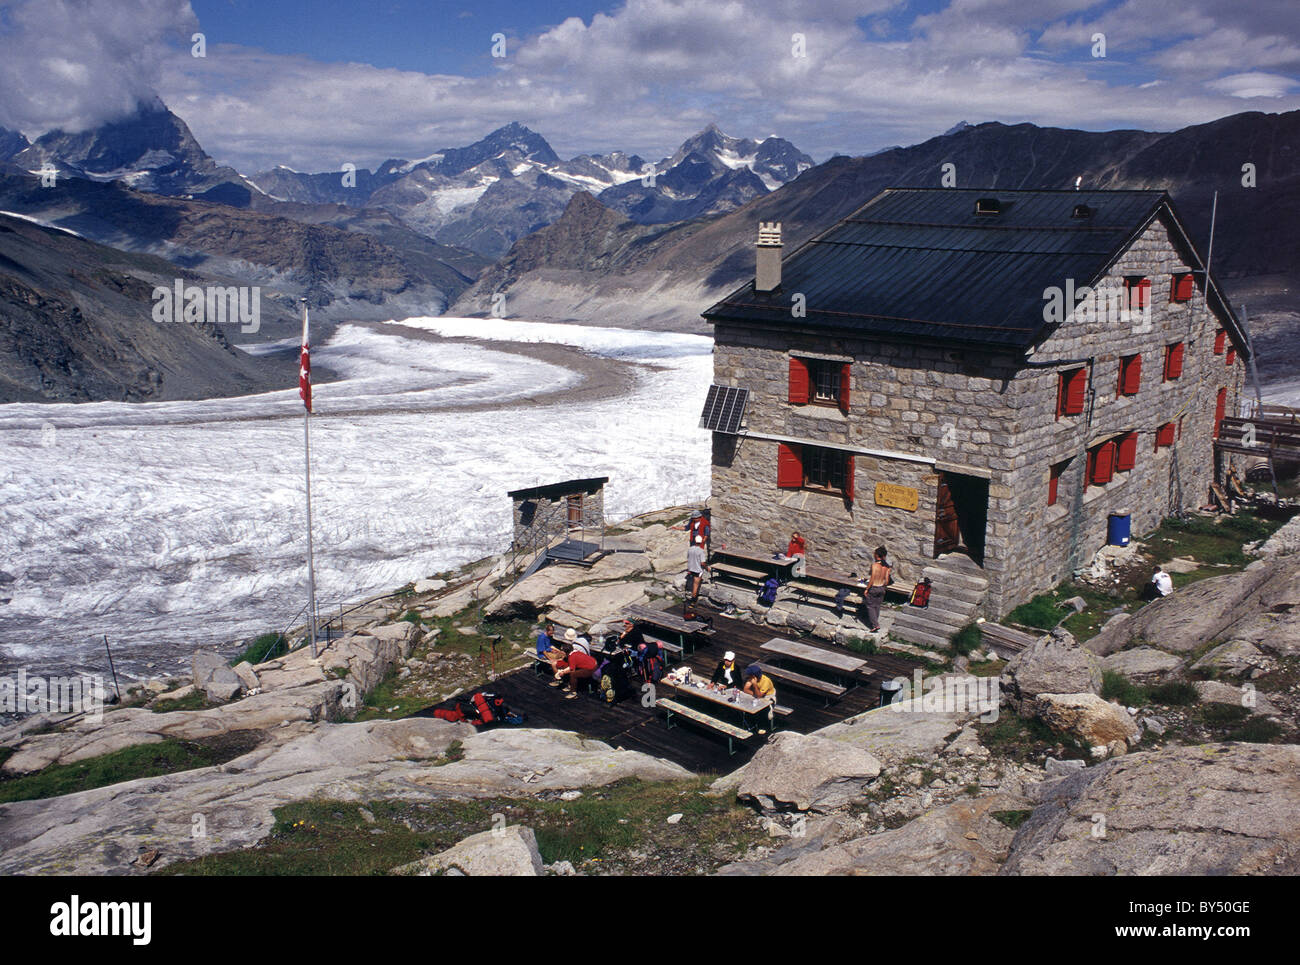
[724,651,735,661]
[564,628,577,642]
[745,663,762,678]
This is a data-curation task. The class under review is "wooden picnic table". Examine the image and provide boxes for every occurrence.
[659,674,775,734]
[761,637,868,676]
[710,549,798,581]
[624,604,715,636]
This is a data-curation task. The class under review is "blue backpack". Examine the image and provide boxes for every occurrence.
[758,577,779,605]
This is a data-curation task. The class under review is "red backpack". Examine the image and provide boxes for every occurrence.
[909,579,932,608]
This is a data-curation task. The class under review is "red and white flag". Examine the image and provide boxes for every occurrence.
[298,305,312,413]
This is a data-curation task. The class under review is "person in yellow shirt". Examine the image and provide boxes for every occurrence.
[743,663,777,735]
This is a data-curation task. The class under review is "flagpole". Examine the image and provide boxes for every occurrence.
[301,299,319,658]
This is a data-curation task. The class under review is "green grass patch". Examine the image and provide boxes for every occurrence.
[992,809,1033,830]
[150,690,214,714]
[399,609,423,625]
[0,747,11,770]
[950,623,982,655]
[978,713,1090,763]
[1225,717,1284,743]
[230,632,287,667]
[1005,594,1065,631]
[1100,670,1148,706]
[0,733,264,804]
[160,778,765,876]
[843,635,878,655]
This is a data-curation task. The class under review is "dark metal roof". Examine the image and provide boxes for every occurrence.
[508,477,609,501]
[703,188,1241,352]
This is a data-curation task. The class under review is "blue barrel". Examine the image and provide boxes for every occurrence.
[1108,511,1132,547]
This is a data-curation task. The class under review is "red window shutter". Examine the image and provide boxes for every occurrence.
[1156,423,1175,448]
[1171,273,1195,302]
[788,358,810,404]
[1117,432,1137,471]
[1213,389,1226,439]
[1164,342,1185,380]
[838,363,851,414]
[845,454,855,502]
[1120,355,1141,396]
[1062,368,1087,415]
[1048,465,1060,506]
[1214,330,1226,354]
[1092,442,1116,485]
[1137,278,1151,309]
[777,443,803,488]
[1226,347,1236,365]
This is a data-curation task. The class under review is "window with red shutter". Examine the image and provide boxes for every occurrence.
[1058,367,1088,417]
[1213,388,1226,439]
[788,358,810,404]
[1126,276,1151,311]
[1118,354,1141,396]
[1214,329,1226,354]
[1171,273,1195,302]
[1155,422,1176,449]
[1226,347,1236,366]
[1048,461,1065,506]
[839,362,851,414]
[1091,441,1117,485]
[1116,432,1138,471]
[777,443,803,488]
[1164,342,1185,381]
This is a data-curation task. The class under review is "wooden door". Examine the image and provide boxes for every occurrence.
[566,494,583,527]
[934,473,961,556]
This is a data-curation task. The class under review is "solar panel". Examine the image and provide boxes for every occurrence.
[699,385,748,434]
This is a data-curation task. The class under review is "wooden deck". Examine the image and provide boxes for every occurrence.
[413,602,922,776]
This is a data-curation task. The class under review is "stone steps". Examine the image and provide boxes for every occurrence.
[890,554,989,651]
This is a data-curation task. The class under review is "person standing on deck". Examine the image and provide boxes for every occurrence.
[863,545,892,633]
[687,535,709,602]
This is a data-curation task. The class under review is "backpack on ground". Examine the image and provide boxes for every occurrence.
[909,578,933,608]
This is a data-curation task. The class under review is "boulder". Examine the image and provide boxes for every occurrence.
[1190,640,1275,680]
[1101,646,1184,682]
[204,674,243,703]
[413,579,448,594]
[1001,744,1300,875]
[1001,629,1101,707]
[191,650,228,688]
[730,732,882,812]
[1192,680,1278,715]
[394,825,544,876]
[232,662,260,691]
[1032,693,1139,749]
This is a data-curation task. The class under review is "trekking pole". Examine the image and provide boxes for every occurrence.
[103,635,121,704]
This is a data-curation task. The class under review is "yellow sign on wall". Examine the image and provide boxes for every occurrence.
[875,482,919,511]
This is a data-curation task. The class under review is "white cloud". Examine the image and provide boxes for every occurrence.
[0,0,198,134]
[1207,71,1298,98]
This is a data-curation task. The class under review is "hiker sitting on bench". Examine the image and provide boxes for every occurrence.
[743,664,777,735]
[552,641,598,700]
[779,531,807,577]
[536,621,565,670]
[711,650,743,690]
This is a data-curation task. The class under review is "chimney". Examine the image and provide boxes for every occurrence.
[755,221,783,292]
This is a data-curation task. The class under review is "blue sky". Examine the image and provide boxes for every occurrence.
[2,0,1297,172]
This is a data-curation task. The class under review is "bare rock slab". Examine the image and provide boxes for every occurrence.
[1033,693,1140,749]
[1101,646,1184,682]
[1002,744,1300,875]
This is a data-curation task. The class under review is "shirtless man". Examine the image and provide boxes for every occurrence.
[864,545,892,632]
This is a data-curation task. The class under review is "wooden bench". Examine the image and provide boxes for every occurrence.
[657,698,753,755]
[711,561,768,582]
[800,564,916,605]
[757,662,848,703]
[624,604,714,637]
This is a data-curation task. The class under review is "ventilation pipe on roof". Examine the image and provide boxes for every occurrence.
[755,222,783,292]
